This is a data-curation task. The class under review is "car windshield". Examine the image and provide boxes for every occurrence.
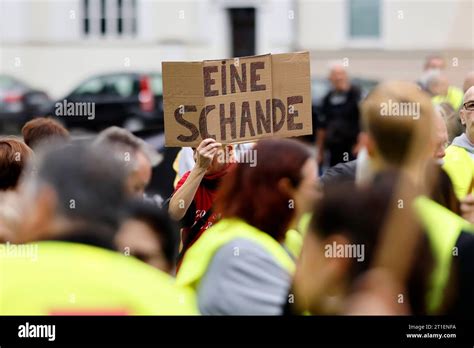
[311,78,331,105]
[150,74,163,95]
[0,75,26,91]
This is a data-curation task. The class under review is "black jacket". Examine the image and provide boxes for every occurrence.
[320,160,357,186]
[320,85,361,148]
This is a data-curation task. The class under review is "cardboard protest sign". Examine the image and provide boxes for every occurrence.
[162,52,312,147]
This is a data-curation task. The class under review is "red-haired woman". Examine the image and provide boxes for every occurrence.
[176,138,320,315]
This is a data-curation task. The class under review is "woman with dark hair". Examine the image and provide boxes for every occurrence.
[176,138,319,315]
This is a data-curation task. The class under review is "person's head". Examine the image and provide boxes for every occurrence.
[293,174,433,315]
[435,102,463,143]
[427,71,449,97]
[361,81,435,170]
[0,137,33,191]
[432,113,449,161]
[21,117,70,150]
[424,55,446,71]
[216,138,317,242]
[93,127,157,197]
[328,62,350,92]
[463,71,474,93]
[115,200,178,274]
[460,86,474,143]
[127,150,152,196]
[18,143,128,243]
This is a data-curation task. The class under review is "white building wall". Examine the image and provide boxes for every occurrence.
[298,0,346,50]
[0,0,297,97]
[257,0,296,54]
[297,0,473,86]
[384,0,473,50]
[298,0,474,50]
[0,0,28,42]
[0,0,472,97]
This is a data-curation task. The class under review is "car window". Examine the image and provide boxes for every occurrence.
[73,77,105,95]
[311,78,330,105]
[103,75,136,97]
[150,74,163,95]
[351,78,378,99]
[0,75,25,91]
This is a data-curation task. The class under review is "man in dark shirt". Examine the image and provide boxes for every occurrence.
[316,63,361,167]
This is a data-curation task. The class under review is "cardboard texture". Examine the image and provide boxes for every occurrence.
[162,52,312,147]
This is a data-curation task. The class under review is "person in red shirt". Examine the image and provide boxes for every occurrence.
[169,138,233,266]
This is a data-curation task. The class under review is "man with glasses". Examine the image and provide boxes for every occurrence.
[443,86,474,203]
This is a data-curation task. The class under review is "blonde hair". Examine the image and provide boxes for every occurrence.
[361,81,435,167]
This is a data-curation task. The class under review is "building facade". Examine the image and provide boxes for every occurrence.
[0,0,472,98]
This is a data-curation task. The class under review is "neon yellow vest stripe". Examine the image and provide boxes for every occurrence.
[413,196,474,313]
[0,241,198,315]
[176,218,296,289]
[432,86,464,111]
[284,213,312,258]
[443,145,474,199]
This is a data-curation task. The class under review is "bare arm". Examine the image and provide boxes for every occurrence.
[168,138,221,221]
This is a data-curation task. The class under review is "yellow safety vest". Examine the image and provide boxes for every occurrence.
[176,218,295,289]
[443,145,474,199]
[432,86,464,111]
[0,241,198,315]
[413,196,474,313]
[284,213,312,258]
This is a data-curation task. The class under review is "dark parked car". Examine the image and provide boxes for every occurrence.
[46,72,164,132]
[0,75,51,133]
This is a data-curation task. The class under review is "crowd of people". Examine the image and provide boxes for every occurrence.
[0,55,474,316]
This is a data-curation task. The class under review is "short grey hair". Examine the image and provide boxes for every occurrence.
[93,126,162,170]
[26,143,128,229]
[327,60,347,73]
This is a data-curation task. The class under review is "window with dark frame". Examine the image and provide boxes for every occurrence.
[83,0,89,35]
[228,8,256,58]
[82,0,137,37]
